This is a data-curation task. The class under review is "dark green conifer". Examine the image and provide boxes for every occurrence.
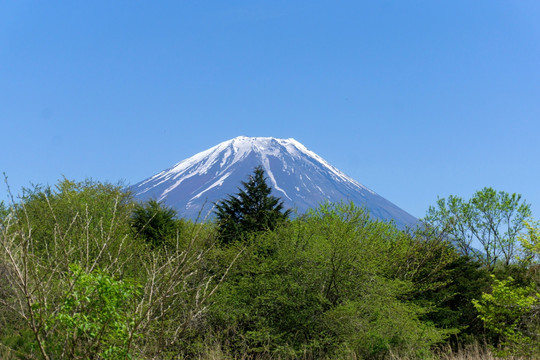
[130,199,179,248]
[214,166,291,244]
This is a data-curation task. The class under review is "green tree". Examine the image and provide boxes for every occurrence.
[9,178,135,265]
[424,187,531,270]
[130,199,180,248]
[389,224,490,344]
[209,203,449,358]
[47,264,141,360]
[473,276,540,357]
[214,166,290,244]
[0,178,237,359]
[520,219,540,264]
[0,179,140,359]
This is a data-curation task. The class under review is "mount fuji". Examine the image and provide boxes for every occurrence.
[129,136,417,228]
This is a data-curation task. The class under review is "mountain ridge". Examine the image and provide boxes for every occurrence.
[130,136,418,228]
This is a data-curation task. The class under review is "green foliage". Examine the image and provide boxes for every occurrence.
[12,178,135,270]
[47,264,141,359]
[130,199,180,248]
[1,177,230,360]
[470,219,540,357]
[214,166,291,244]
[519,219,540,264]
[208,229,329,357]
[426,191,540,355]
[3,175,539,359]
[0,200,9,227]
[473,276,540,357]
[424,187,531,270]
[209,202,450,358]
[392,233,490,344]
[323,295,440,359]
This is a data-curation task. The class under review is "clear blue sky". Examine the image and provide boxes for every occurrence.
[1,1,539,219]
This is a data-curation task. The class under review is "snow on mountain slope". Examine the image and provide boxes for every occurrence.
[129,136,418,228]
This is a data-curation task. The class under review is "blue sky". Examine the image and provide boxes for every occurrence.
[1,1,539,219]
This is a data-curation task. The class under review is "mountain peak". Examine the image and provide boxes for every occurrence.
[130,136,417,228]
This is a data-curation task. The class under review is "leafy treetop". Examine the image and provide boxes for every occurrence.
[214,166,291,244]
[424,187,531,270]
[130,199,179,248]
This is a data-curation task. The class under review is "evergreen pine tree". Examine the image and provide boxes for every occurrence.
[214,166,291,244]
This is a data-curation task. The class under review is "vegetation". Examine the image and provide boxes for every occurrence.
[0,170,539,359]
[424,187,531,270]
[130,199,181,248]
[214,165,291,244]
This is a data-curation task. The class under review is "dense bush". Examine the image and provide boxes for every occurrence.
[130,199,182,248]
[0,179,231,359]
[207,203,452,358]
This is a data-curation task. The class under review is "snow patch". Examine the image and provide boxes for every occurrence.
[190,172,232,201]
[258,153,291,200]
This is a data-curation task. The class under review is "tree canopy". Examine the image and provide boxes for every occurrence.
[424,187,531,270]
[214,166,291,244]
[130,199,179,248]
[2,176,539,359]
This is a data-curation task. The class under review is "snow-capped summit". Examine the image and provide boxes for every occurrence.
[129,136,417,228]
